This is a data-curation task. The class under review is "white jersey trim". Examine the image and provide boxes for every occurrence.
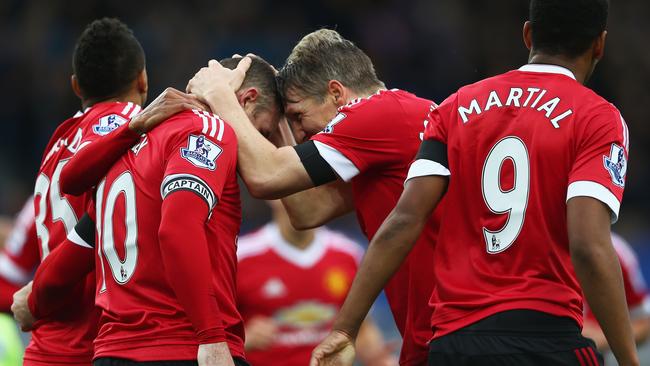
[405,159,451,184]
[238,224,364,268]
[67,228,93,249]
[566,181,620,223]
[0,253,31,285]
[518,64,576,80]
[313,141,360,182]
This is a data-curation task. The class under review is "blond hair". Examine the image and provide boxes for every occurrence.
[277,29,384,102]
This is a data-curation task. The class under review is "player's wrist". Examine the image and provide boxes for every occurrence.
[128,115,147,135]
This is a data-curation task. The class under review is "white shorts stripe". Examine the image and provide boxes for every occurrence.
[121,102,134,115]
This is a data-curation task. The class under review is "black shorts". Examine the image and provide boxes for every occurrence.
[94,357,250,366]
[428,310,603,366]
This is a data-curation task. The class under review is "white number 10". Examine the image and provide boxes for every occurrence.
[481,137,530,254]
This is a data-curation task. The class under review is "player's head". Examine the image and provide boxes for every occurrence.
[220,56,282,139]
[277,29,384,138]
[71,18,148,107]
[524,0,609,82]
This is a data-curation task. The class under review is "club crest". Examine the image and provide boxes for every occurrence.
[93,114,127,135]
[603,143,627,187]
[181,135,222,170]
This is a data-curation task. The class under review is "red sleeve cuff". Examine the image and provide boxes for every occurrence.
[197,327,227,344]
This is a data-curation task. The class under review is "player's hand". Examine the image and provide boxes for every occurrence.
[11,281,35,331]
[197,342,235,366]
[310,330,356,366]
[186,57,252,103]
[129,88,207,135]
[244,316,278,351]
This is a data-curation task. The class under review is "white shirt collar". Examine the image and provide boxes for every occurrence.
[518,64,576,80]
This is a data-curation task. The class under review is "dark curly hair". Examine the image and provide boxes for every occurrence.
[73,18,145,100]
[530,0,609,58]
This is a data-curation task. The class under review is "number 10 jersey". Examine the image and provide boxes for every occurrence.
[415,64,629,339]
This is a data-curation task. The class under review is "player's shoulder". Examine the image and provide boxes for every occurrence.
[80,101,141,137]
[338,89,412,117]
[319,228,364,263]
[237,225,275,262]
[161,109,236,144]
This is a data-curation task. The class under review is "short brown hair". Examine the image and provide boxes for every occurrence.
[276,29,384,102]
[220,56,282,113]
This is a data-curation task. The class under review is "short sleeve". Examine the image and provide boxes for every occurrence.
[161,124,237,219]
[567,107,629,222]
[406,95,454,182]
[309,96,407,181]
[612,234,650,319]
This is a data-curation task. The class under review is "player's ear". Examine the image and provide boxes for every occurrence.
[238,87,259,108]
[137,68,149,95]
[327,80,346,107]
[71,75,84,100]
[522,21,533,51]
[593,30,607,62]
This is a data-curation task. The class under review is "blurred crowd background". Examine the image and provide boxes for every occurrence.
[0,0,649,353]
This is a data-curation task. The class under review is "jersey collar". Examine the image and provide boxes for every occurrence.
[266,224,327,269]
[518,64,576,80]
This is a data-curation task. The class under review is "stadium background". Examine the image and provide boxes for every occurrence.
[0,0,648,361]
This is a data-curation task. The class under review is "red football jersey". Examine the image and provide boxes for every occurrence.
[90,109,245,361]
[310,89,439,365]
[237,224,363,366]
[27,101,140,365]
[418,64,629,338]
[585,233,650,322]
[0,196,39,312]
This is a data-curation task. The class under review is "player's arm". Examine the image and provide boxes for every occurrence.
[158,191,227,344]
[159,129,237,365]
[310,136,450,366]
[567,198,637,365]
[11,214,96,330]
[187,58,315,199]
[0,197,40,313]
[60,88,206,195]
[267,118,355,229]
[567,108,637,366]
[281,181,354,230]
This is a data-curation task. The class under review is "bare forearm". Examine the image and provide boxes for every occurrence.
[573,245,636,363]
[282,181,353,229]
[333,210,426,338]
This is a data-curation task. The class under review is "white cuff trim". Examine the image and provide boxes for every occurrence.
[566,181,621,223]
[0,254,31,285]
[67,229,93,249]
[405,159,451,184]
[313,141,360,182]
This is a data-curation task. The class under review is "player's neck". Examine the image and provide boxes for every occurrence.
[277,223,315,250]
[81,90,143,110]
[528,54,588,84]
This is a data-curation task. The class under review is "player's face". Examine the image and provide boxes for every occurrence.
[284,88,339,140]
[249,106,282,139]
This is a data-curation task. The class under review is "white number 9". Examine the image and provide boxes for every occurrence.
[481,136,530,254]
